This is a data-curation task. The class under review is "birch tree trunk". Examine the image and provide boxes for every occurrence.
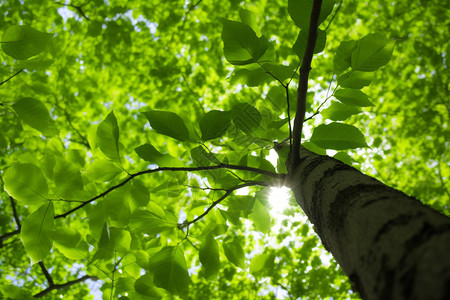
[291,147,450,300]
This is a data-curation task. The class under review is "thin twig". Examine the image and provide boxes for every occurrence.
[39,262,54,286]
[9,196,21,230]
[0,229,20,245]
[55,164,284,219]
[0,69,23,86]
[33,275,98,298]
[54,1,90,20]
[184,181,268,226]
[324,0,342,31]
[290,0,323,173]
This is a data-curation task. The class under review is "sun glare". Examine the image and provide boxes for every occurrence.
[268,186,292,214]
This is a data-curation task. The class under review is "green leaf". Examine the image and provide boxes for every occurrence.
[333,152,353,165]
[52,225,88,260]
[134,143,165,163]
[199,234,220,278]
[351,33,395,71]
[131,180,150,207]
[0,285,33,300]
[143,110,189,142]
[20,202,54,264]
[239,8,260,36]
[105,188,131,227]
[288,0,335,29]
[129,204,173,235]
[230,63,296,87]
[148,246,190,296]
[249,200,271,233]
[231,103,261,134]
[15,57,54,71]
[3,163,48,206]
[12,97,56,136]
[134,273,163,298]
[321,101,362,120]
[302,141,327,155]
[1,25,52,60]
[333,40,357,74]
[338,70,373,89]
[250,253,274,276]
[97,111,120,162]
[310,123,368,150]
[191,146,220,166]
[334,89,374,107]
[223,237,245,268]
[53,156,84,198]
[200,110,231,141]
[110,227,131,252]
[85,159,123,182]
[292,29,326,59]
[220,19,270,65]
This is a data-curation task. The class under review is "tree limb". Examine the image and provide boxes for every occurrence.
[290,0,323,174]
[38,262,54,286]
[0,69,23,86]
[9,196,21,230]
[183,181,269,226]
[55,164,285,219]
[33,275,98,298]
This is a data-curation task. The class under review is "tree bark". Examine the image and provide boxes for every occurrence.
[291,147,450,300]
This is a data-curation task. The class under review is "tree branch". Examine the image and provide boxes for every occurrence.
[38,262,54,286]
[54,1,90,20]
[0,69,23,86]
[33,275,98,298]
[183,181,269,226]
[9,196,21,230]
[290,0,323,174]
[55,164,284,219]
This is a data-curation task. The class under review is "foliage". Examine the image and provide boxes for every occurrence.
[0,0,448,299]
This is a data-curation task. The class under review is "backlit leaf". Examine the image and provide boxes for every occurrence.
[338,70,373,89]
[1,25,52,59]
[333,40,357,74]
[293,29,327,59]
[334,89,374,107]
[97,111,120,162]
[221,19,270,65]
[3,163,48,206]
[199,234,220,278]
[149,246,190,296]
[249,200,271,233]
[310,123,368,150]
[12,97,56,136]
[288,0,335,29]
[52,225,88,260]
[20,202,54,264]
[231,103,261,134]
[223,237,245,268]
[200,110,231,141]
[239,8,261,36]
[85,159,123,182]
[351,33,395,71]
[144,110,189,142]
[321,101,362,120]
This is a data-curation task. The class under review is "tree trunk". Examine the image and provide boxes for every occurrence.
[291,147,450,300]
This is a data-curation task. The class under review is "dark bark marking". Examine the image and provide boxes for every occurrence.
[403,222,450,253]
[310,164,354,228]
[378,254,395,300]
[374,212,422,242]
[349,272,366,299]
[301,155,329,185]
[328,183,385,232]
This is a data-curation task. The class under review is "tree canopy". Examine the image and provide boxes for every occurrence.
[0,0,448,299]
